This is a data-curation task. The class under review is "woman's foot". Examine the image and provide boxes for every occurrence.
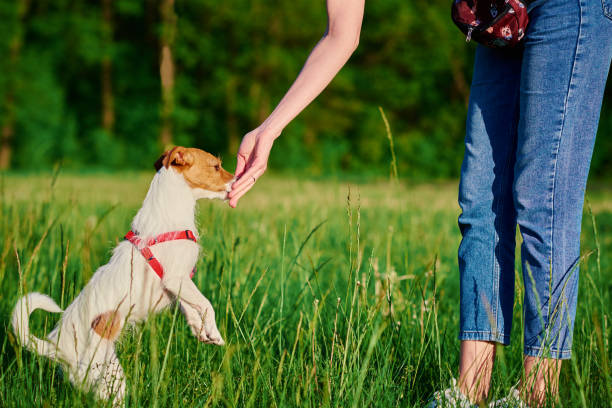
[489,385,529,408]
[428,378,477,408]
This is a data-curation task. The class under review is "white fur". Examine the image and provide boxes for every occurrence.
[11,167,232,405]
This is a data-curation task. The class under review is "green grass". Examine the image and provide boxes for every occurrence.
[0,173,611,407]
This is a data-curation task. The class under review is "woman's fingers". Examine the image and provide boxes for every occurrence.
[230,170,252,192]
[228,171,260,207]
[228,178,255,208]
[229,175,255,198]
[228,163,266,207]
[230,163,264,194]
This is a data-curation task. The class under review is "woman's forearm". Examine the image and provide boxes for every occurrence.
[259,0,364,139]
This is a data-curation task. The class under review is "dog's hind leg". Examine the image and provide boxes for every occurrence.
[91,347,126,406]
[73,341,125,406]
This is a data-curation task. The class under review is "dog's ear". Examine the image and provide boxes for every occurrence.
[162,146,194,170]
[154,146,194,171]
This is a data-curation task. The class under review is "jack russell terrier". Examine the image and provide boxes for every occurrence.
[11,146,233,405]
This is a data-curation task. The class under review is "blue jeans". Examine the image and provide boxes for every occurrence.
[458,0,612,359]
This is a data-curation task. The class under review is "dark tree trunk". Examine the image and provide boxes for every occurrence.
[0,0,28,170]
[159,0,177,148]
[101,0,115,133]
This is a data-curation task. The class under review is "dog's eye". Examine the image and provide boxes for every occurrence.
[214,164,220,171]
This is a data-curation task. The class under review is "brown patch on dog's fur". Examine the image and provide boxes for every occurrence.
[91,311,122,340]
[155,146,234,192]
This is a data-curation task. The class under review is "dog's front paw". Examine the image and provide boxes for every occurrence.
[198,305,225,346]
[181,302,225,346]
[190,323,225,346]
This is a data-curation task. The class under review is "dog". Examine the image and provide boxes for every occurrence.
[11,146,234,405]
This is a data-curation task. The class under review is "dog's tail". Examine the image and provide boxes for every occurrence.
[12,293,63,359]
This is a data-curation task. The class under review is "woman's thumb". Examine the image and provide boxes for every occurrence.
[235,154,247,179]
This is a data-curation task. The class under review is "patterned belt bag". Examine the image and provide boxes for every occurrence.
[451,0,529,48]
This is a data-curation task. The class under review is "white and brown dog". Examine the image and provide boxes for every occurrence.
[11,146,233,404]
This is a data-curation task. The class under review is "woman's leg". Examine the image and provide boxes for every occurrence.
[522,357,561,406]
[515,0,612,404]
[458,340,496,401]
[457,44,522,402]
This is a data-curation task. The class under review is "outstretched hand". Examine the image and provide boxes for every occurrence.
[228,127,277,208]
[228,0,364,208]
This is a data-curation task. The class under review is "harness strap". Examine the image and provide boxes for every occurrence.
[125,230,198,279]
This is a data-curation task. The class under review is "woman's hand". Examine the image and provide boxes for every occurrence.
[227,127,277,208]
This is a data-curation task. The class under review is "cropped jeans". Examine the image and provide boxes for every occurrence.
[458,0,612,359]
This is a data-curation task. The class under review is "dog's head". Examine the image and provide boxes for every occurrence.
[155,146,234,200]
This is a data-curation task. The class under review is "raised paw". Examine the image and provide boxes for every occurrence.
[180,301,225,346]
[199,304,225,345]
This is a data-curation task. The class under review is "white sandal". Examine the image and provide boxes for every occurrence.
[489,385,530,408]
[427,378,477,408]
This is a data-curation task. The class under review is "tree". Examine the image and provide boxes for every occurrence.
[159,0,177,149]
[1,0,610,176]
[0,0,28,170]
[101,0,115,133]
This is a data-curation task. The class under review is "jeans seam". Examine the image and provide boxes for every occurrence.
[491,189,501,335]
[459,330,510,344]
[461,330,506,335]
[542,0,582,342]
[524,344,572,359]
[492,94,519,338]
[460,330,511,336]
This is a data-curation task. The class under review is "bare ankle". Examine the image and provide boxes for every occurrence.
[521,356,562,407]
[459,340,497,403]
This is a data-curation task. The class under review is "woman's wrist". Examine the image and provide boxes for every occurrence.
[257,121,283,141]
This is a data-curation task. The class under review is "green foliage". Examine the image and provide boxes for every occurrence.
[0,0,610,177]
[1,175,611,405]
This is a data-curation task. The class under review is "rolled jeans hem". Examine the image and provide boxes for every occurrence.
[524,345,572,360]
[459,331,510,346]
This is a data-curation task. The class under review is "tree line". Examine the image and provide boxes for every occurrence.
[1,0,610,178]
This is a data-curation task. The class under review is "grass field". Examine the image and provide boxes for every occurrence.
[0,172,611,407]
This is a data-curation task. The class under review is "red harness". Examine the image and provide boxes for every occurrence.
[125,230,198,279]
